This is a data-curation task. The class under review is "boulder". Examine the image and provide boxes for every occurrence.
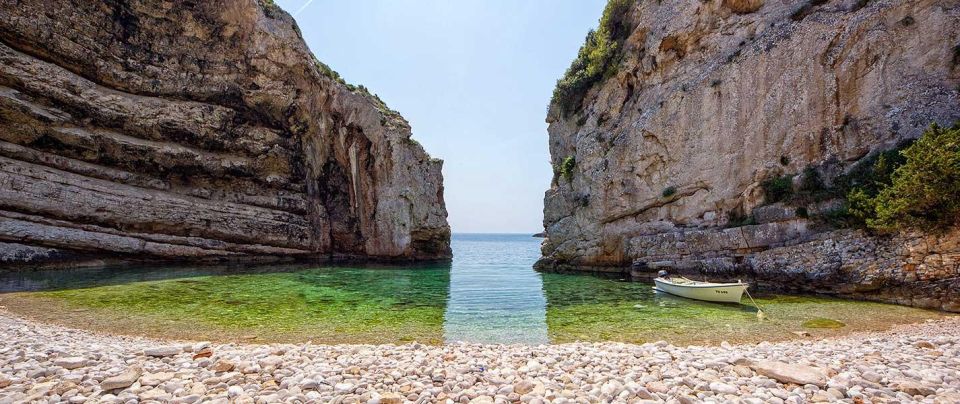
[914,340,936,349]
[736,359,827,387]
[895,380,936,396]
[192,347,213,359]
[514,380,535,395]
[380,392,403,404]
[211,360,235,373]
[100,367,142,391]
[144,346,181,357]
[140,372,176,387]
[53,357,86,370]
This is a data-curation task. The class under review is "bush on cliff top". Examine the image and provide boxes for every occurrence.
[849,123,960,232]
[550,0,632,116]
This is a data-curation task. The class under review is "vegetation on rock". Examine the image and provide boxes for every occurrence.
[559,156,577,182]
[313,58,402,119]
[753,123,959,233]
[849,123,960,232]
[551,0,632,116]
[257,0,284,18]
[761,175,794,203]
[314,58,347,85]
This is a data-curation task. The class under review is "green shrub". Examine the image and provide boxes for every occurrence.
[662,186,676,198]
[819,205,858,228]
[834,143,909,195]
[559,156,577,181]
[798,166,825,194]
[839,143,911,226]
[551,0,632,116]
[779,155,791,166]
[258,0,283,18]
[761,175,793,203]
[315,59,346,85]
[851,123,960,232]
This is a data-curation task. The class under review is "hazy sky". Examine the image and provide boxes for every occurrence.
[275,0,606,233]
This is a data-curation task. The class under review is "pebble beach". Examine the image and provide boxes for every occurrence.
[1,310,958,403]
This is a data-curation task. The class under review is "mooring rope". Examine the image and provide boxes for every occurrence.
[743,286,766,320]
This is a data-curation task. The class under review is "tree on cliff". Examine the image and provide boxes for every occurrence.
[849,123,960,232]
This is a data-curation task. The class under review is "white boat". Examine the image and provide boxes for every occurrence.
[653,277,748,303]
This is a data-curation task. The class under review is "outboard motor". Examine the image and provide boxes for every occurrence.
[657,270,669,279]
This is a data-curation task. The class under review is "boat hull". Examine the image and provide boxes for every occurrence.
[653,278,747,303]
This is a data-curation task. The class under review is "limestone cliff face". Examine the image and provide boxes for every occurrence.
[540,0,960,308]
[0,0,450,267]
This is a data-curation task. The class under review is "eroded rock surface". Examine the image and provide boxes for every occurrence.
[539,0,960,309]
[0,0,450,267]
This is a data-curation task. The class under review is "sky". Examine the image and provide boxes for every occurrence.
[274,0,607,233]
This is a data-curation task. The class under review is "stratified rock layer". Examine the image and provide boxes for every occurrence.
[0,0,450,267]
[540,0,960,310]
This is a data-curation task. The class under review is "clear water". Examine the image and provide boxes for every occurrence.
[444,234,548,344]
[0,234,947,345]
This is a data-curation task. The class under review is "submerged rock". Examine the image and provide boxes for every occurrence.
[802,318,846,329]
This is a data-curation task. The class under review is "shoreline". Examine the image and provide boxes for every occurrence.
[1,290,950,348]
[0,311,957,403]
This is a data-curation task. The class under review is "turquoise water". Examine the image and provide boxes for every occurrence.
[0,234,946,345]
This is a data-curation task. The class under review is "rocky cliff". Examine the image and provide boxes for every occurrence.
[539,0,960,310]
[0,0,450,267]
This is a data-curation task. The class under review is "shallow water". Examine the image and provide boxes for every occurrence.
[0,234,948,345]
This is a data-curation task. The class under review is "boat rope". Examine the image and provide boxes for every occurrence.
[743,287,766,320]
